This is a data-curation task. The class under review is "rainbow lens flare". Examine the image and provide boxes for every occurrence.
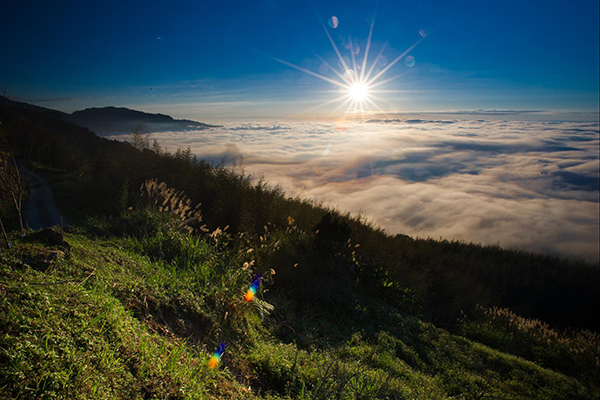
[208,343,225,369]
[329,16,339,29]
[245,274,262,302]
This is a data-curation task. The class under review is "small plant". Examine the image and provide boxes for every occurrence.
[140,179,207,233]
[306,354,394,400]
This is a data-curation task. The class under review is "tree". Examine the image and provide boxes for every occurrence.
[130,124,150,150]
[1,81,9,98]
[0,151,31,231]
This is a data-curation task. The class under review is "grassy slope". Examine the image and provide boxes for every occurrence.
[1,99,598,398]
[1,225,596,400]
[1,99,598,336]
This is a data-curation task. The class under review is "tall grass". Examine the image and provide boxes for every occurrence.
[1,204,597,399]
[459,305,600,394]
[1,99,598,349]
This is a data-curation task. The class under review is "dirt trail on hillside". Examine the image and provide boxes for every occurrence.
[21,165,67,230]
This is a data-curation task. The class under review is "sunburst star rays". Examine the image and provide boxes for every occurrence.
[272,8,424,118]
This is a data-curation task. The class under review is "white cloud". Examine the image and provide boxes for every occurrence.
[108,118,600,262]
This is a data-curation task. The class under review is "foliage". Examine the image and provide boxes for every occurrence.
[459,305,600,395]
[1,211,597,399]
[1,101,597,334]
[0,98,599,399]
[139,179,207,233]
[0,235,256,399]
[0,147,31,231]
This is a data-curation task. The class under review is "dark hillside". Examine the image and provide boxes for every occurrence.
[1,98,598,334]
[0,96,68,117]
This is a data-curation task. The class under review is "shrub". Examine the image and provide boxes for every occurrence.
[459,305,600,393]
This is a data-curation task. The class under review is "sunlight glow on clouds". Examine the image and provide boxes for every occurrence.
[110,119,599,263]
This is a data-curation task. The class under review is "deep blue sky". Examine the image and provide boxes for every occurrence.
[1,0,598,121]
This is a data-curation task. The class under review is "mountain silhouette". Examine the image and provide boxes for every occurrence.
[68,106,218,134]
[0,97,217,135]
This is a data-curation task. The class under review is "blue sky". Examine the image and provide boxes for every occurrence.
[2,0,598,121]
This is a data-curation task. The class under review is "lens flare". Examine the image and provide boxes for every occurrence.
[245,274,262,302]
[208,343,225,369]
[329,16,339,29]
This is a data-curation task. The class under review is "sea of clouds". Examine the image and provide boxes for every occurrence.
[109,118,599,263]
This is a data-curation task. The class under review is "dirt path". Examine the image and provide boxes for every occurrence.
[21,164,67,230]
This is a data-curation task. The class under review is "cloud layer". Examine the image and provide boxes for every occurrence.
[109,118,599,263]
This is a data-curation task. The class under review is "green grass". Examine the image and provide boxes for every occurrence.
[2,93,599,400]
[458,305,600,393]
[0,233,256,399]
[1,217,597,399]
[2,100,598,337]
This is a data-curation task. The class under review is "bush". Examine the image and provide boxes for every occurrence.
[459,306,600,393]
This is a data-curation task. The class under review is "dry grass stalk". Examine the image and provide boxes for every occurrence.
[140,179,207,232]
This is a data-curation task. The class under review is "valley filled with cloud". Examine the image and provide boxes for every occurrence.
[112,117,599,263]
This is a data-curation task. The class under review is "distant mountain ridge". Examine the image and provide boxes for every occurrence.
[68,106,219,134]
[0,96,218,135]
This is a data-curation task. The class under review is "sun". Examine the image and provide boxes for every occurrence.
[273,9,425,117]
[349,82,369,102]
